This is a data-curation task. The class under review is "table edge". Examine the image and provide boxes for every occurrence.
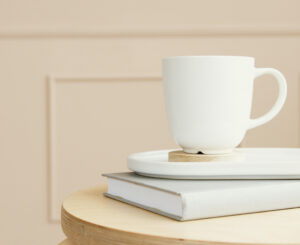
[61,186,298,245]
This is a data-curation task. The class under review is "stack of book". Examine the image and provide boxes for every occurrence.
[103,172,300,221]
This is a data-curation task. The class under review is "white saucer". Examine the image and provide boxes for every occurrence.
[127,148,300,179]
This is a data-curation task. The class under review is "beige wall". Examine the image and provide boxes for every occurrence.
[0,0,300,244]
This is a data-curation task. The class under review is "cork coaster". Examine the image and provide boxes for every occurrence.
[168,150,245,162]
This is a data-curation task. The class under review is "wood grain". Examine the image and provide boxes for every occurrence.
[61,185,300,245]
[58,239,77,245]
[168,150,245,162]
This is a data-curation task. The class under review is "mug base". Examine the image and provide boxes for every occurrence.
[183,148,234,155]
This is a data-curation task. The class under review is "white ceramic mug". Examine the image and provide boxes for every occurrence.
[163,56,287,154]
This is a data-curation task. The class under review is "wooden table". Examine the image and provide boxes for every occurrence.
[61,185,300,245]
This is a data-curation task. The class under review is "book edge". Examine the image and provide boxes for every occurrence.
[104,192,183,221]
[102,173,181,195]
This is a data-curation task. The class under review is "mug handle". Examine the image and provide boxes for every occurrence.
[248,68,287,129]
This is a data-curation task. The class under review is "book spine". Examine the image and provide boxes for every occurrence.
[181,182,300,220]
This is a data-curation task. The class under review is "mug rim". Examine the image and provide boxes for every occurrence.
[163,55,254,60]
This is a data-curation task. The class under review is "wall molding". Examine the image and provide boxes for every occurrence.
[47,74,161,222]
[3,25,300,38]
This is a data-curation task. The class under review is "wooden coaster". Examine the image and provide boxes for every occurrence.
[168,150,244,162]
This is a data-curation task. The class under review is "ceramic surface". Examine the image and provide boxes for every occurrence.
[163,56,287,154]
[128,148,300,179]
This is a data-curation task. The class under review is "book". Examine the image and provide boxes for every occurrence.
[103,172,300,221]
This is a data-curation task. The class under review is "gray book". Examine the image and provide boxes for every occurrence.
[103,172,300,221]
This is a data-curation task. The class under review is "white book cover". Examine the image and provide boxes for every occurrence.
[103,172,300,221]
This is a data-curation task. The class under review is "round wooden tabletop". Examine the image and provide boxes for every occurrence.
[62,185,300,245]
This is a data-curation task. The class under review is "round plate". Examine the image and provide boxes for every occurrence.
[127,148,300,179]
